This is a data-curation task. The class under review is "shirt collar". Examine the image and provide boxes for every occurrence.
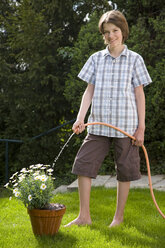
[103,45,128,58]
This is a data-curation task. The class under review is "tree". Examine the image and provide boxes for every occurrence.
[64,11,107,112]
[0,0,111,183]
[112,0,164,26]
[126,11,165,173]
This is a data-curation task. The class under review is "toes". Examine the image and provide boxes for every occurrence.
[64,220,79,228]
[64,219,92,228]
[109,219,123,228]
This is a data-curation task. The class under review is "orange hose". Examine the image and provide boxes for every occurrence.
[85,122,165,219]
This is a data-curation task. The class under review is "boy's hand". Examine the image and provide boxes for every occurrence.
[132,127,145,146]
[72,120,85,134]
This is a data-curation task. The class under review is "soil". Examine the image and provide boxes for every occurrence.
[41,203,65,210]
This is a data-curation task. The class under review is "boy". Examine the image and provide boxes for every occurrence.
[65,10,152,228]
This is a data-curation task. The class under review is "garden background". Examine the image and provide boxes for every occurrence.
[0,0,165,187]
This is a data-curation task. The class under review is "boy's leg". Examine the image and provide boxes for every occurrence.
[64,175,92,227]
[66,134,110,227]
[109,181,130,227]
[78,175,92,223]
[65,134,110,227]
[109,137,141,227]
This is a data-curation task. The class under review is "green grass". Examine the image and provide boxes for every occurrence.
[0,187,165,248]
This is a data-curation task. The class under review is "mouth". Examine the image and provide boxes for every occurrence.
[109,39,117,44]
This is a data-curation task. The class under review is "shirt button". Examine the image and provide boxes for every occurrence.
[113,60,116,63]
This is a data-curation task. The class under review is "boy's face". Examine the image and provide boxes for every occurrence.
[103,23,123,48]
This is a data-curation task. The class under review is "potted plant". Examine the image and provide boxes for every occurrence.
[4,164,66,236]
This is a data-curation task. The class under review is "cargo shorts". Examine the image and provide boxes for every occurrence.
[72,133,141,182]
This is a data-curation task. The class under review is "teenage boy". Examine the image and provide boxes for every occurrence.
[65,10,152,228]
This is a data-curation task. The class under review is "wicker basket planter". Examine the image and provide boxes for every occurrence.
[27,204,66,236]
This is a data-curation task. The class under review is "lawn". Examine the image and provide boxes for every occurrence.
[0,187,164,248]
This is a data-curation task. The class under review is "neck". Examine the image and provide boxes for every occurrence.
[108,44,125,58]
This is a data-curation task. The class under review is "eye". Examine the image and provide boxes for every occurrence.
[103,31,110,35]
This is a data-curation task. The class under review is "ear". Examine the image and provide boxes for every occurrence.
[102,35,108,45]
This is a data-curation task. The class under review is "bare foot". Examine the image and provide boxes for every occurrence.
[109,218,123,228]
[64,217,92,228]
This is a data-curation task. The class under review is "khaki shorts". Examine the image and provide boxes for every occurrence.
[72,133,141,182]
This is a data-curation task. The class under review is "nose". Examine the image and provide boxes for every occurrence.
[107,32,114,39]
[108,32,114,39]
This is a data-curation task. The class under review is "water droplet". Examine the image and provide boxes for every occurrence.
[52,132,75,168]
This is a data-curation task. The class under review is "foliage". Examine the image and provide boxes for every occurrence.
[0,0,111,184]
[113,0,165,26]
[4,164,55,209]
[126,13,165,173]
[64,11,107,112]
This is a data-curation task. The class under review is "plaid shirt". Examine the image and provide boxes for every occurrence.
[78,45,152,137]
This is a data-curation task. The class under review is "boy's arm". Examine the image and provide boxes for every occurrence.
[73,83,95,134]
[133,85,145,146]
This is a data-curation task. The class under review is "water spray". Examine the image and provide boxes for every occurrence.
[52,132,75,168]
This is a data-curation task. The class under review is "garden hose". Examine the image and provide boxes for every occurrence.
[84,122,165,219]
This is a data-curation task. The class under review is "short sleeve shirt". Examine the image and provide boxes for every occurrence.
[78,45,152,137]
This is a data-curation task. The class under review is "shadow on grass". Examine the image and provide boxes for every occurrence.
[85,188,165,248]
[89,211,165,248]
[34,231,77,248]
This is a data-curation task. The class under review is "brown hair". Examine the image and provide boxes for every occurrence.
[98,10,129,43]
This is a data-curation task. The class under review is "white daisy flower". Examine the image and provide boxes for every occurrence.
[15,191,20,197]
[10,175,14,180]
[47,168,53,173]
[29,165,34,169]
[40,175,48,182]
[13,188,18,194]
[4,183,9,188]
[20,168,28,173]
[34,175,41,180]
[40,184,47,190]
[13,183,18,187]
[36,164,43,168]
[18,175,25,182]
[28,195,32,201]
[33,171,40,176]
[10,172,19,180]
[9,197,12,201]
